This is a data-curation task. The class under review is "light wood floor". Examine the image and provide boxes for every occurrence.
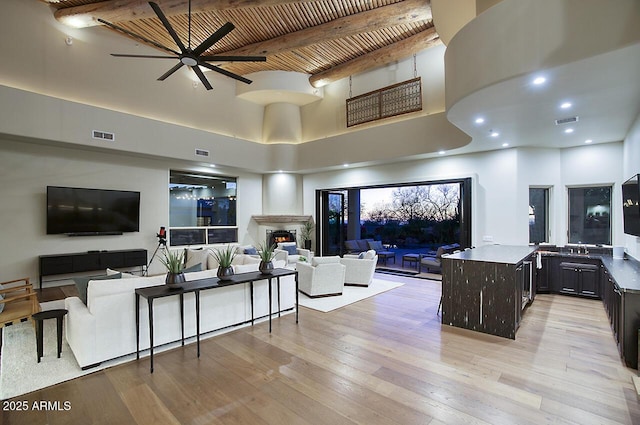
[3,274,640,424]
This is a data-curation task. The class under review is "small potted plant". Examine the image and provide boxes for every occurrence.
[300,219,314,250]
[212,245,237,280]
[160,249,185,289]
[257,242,276,274]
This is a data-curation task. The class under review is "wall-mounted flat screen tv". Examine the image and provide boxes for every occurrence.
[622,174,640,237]
[47,186,140,235]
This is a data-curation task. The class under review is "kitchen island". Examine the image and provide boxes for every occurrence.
[441,245,537,339]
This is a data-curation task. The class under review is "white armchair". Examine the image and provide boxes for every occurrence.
[276,242,311,265]
[340,250,378,286]
[297,256,345,298]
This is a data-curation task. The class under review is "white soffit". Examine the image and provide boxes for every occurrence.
[236,71,324,106]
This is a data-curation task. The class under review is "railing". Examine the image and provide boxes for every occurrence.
[346,77,422,127]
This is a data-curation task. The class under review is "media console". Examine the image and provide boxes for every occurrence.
[39,249,147,289]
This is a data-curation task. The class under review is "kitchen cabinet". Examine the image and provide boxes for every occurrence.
[536,256,551,292]
[558,261,600,298]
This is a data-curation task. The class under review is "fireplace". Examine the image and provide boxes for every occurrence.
[267,229,296,247]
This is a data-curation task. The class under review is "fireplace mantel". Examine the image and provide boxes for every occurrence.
[252,215,312,224]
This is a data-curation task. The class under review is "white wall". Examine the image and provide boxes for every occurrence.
[623,114,640,258]
[303,143,623,249]
[0,138,263,285]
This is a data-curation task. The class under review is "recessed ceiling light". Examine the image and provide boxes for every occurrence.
[343,163,349,167]
[585,139,593,144]
[490,131,499,137]
[278,169,283,173]
[438,150,446,155]
[209,164,216,168]
[533,76,546,85]
[502,143,509,147]
[475,117,485,124]
[560,102,572,109]
[564,128,574,134]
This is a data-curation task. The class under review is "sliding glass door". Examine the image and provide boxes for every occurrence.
[316,191,346,256]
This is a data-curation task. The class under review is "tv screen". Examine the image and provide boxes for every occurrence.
[47,186,140,235]
[622,175,640,237]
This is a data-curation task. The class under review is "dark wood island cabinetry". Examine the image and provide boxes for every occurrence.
[441,245,537,340]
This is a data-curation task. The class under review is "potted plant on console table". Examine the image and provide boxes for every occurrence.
[212,245,237,281]
[257,242,276,275]
[301,219,314,250]
[160,249,186,289]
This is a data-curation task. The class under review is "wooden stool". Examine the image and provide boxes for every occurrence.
[32,309,68,363]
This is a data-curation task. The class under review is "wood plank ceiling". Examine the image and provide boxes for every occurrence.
[39,0,439,87]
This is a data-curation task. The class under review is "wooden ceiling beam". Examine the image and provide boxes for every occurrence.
[53,0,318,28]
[221,0,432,57]
[309,27,441,88]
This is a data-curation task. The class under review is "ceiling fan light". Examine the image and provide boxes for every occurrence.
[181,57,198,66]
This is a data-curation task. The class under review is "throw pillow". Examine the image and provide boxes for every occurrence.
[363,250,377,260]
[283,245,298,255]
[183,262,203,273]
[74,273,121,305]
[106,268,137,278]
[184,248,208,269]
[357,239,373,251]
[244,247,258,255]
[357,252,365,259]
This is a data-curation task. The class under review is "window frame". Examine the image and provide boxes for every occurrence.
[566,184,612,246]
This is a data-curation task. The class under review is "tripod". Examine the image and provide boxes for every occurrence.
[145,236,167,276]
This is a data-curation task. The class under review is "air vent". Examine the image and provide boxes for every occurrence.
[195,149,210,157]
[92,130,115,141]
[555,116,579,125]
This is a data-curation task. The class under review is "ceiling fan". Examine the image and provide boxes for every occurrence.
[98,1,266,90]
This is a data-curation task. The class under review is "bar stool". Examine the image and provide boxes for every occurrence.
[32,309,68,362]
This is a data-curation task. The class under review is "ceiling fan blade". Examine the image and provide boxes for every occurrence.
[148,2,187,53]
[200,55,267,62]
[111,54,178,59]
[97,18,179,56]
[199,62,252,85]
[158,62,185,81]
[191,66,213,91]
[192,22,235,57]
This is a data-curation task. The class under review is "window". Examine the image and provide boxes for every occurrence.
[529,188,549,244]
[168,171,237,246]
[568,186,611,245]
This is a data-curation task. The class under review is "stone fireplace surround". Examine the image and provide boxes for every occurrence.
[252,215,312,248]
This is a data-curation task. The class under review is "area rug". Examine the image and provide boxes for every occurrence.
[298,278,404,313]
[0,301,281,400]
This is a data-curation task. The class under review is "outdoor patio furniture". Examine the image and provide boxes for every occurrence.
[367,240,395,265]
[402,253,420,270]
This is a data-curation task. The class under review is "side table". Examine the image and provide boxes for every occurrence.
[32,309,68,363]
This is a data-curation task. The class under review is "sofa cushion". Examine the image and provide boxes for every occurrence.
[74,273,121,305]
[344,240,360,252]
[368,240,384,251]
[233,263,259,274]
[357,239,373,251]
[312,256,341,266]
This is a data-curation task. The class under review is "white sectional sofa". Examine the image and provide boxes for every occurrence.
[65,251,293,369]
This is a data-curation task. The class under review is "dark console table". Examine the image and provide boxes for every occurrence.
[135,268,298,373]
[39,249,147,289]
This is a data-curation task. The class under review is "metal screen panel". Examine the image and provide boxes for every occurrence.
[346,77,422,127]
